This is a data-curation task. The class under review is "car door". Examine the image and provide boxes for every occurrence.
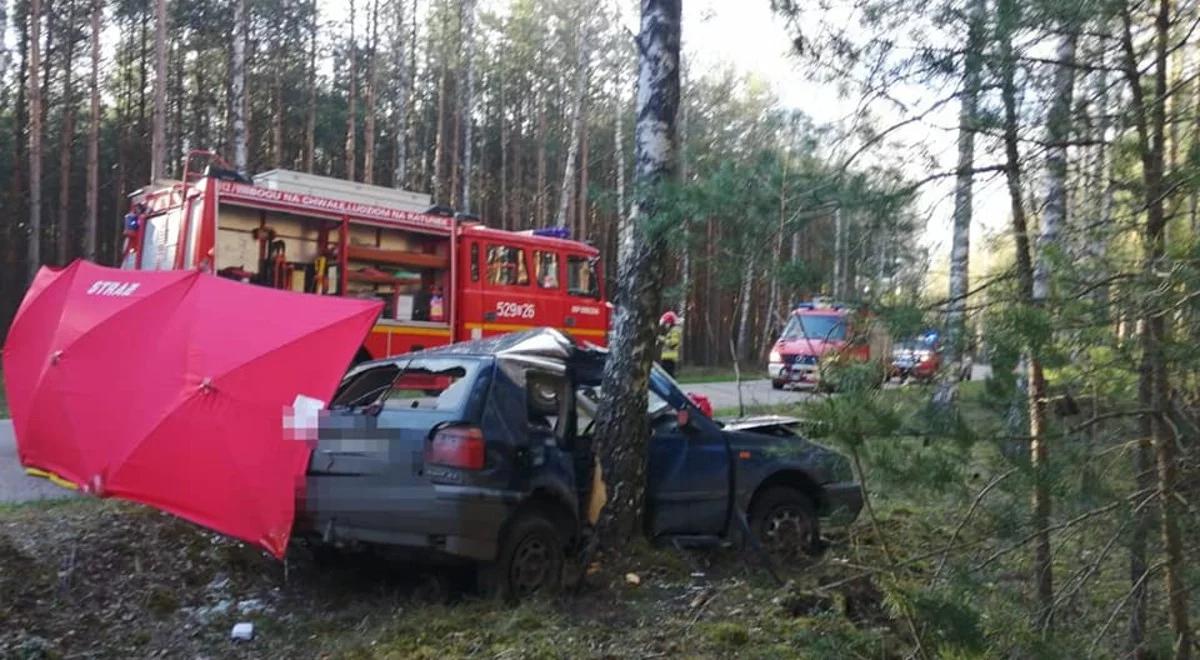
[645,372,731,537]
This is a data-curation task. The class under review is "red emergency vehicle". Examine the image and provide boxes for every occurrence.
[120,152,609,361]
[768,299,891,390]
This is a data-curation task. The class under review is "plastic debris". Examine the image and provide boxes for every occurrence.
[624,573,641,586]
[231,622,254,641]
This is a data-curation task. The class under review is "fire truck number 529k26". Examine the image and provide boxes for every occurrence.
[119,151,611,362]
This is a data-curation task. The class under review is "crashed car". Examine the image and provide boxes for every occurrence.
[297,328,863,598]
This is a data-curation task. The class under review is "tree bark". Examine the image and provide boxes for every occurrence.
[150,0,166,181]
[935,0,984,405]
[391,0,408,187]
[304,0,317,173]
[592,0,680,542]
[345,0,358,181]
[0,0,9,107]
[84,0,100,261]
[1120,2,1192,655]
[1030,28,1078,627]
[459,0,477,212]
[736,256,755,361]
[432,5,447,203]
[554,19,591,228]
[28,0,44,283]
[535,90,547,226]
[56,0,78,265]
[363,0,378,184]
[231,0,248,175]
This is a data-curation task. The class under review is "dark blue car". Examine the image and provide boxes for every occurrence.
[298,329,862,598]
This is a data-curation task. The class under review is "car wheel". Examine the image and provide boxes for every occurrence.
[750,486,821,560]
[771,380,785,391]
[482,511,564,601]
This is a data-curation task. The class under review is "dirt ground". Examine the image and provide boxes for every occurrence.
[0,499,896,659]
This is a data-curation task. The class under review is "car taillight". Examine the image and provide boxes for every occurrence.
[426,426,485,470]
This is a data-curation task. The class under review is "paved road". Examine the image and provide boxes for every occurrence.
[0,420,76,504]
[680,379,816,412]
[0,366,995,504]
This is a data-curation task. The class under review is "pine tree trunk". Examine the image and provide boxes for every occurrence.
[936,0,984,405]
[432,22,447,203]
[536,91,547,226]
[363,0,378,184]
[553,19,590,228]
[593,0,680,543]
[391,0,408,187]
[84,0,100,261]
[345,0,358,181]
[150,0,166,182]
[304,0,317,173]
[832,207,843,297]
[499,60,508,227]
[231,0,247,175]
[1121,2,1192,655]
[28,0,44,282]
[578,98,589,239]
[56,0,78,265]
[614,69,626,229]
[0,0,9,108]
[459,0,476,212]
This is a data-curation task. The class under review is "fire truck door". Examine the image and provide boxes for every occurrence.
[480,242,537,338]
[531,249,564,332]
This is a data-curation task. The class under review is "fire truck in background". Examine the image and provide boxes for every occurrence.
[768,298,892,390]
[120,151,609,361]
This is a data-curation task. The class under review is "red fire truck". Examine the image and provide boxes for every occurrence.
[120,152,609,361]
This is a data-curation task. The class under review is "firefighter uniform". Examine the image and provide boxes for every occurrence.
[660,322,682,377]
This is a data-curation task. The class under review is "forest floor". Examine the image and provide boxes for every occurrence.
[1,498,900,659]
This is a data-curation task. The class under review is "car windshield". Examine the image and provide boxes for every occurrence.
[332,357,482,412]
[780,313,846,341]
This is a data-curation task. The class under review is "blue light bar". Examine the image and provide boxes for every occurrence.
[532,227,570,239]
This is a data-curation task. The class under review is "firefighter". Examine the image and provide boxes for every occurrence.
[659,311,682,377]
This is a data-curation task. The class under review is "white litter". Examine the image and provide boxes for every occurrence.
[231,622,254,641]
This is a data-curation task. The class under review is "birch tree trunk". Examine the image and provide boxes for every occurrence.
[614,63,627,254]
[553,19,591,228]
[363,0,378,184]
[593,0,680,543]
[736,256,755,361]
[84,0,100,261]
[459,0,477,212]
[231,0,248,175]
[935,0,984,405]
[392,0,408,188]
[1120,2,1192,655]
[1030,29,1078,627]
[150,0,167,181]
[28,0,44,281]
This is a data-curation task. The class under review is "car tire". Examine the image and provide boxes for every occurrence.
[771,380,785,391]
[749,486,821,559]
[480,511,564,601]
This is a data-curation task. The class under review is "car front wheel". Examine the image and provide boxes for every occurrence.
[749,486,821,560]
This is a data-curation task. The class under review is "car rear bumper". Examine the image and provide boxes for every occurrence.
[297,480,517,561]
[821,481,864,524]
